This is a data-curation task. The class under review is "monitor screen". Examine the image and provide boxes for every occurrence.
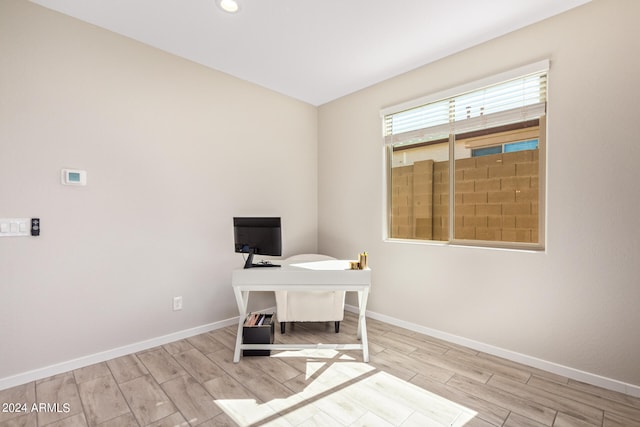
[233,217,282,267]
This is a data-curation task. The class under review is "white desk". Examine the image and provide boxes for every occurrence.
[231,259,371,362]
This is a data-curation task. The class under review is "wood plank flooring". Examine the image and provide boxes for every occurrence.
[1,312,639,426]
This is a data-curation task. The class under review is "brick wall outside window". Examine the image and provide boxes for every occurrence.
[390,149,539,243]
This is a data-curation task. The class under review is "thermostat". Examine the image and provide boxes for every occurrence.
[61,169,87,186]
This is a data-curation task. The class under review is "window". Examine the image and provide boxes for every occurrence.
[382,61,548,248]
[472,139,539,157]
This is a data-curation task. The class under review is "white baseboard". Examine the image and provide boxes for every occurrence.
[345,304,640,398]
[0,316,239,391]
[4,307,639,399]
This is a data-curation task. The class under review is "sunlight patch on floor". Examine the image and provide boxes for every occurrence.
[215,350,477,426]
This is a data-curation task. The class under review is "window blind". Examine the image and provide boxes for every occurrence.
[382,61,548,147]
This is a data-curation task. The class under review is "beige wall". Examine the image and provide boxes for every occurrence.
[3,0,640,394]
[318,0,640,388]
[0,0,318,381]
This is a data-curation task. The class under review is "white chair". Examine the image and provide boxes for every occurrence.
[275,254,346,334]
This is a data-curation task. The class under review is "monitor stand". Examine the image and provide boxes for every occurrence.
[243,251,280,269]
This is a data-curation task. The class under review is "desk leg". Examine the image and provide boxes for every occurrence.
[356,288,370,362]
[233,289,250,363]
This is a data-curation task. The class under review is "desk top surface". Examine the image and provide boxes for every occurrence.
[232,259,371,288]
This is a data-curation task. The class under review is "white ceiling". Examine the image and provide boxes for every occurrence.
[30,0,590,106]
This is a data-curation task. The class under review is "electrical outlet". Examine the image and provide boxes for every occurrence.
[173,296,183,311]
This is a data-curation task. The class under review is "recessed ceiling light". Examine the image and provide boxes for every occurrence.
[219,0,239,13]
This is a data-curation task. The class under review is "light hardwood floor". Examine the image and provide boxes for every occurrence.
[1,312,639,427]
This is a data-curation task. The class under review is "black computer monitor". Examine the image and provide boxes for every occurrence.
[233,217,282,269]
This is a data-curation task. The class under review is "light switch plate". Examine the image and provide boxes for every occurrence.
[0,218,31,237]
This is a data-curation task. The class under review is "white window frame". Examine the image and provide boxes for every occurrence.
[381,60,549,250]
